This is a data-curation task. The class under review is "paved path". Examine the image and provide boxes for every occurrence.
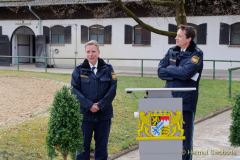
[114,110,240,160]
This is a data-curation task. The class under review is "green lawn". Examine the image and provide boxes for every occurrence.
[0,70,239,159]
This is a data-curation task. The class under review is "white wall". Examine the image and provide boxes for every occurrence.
[1,15,240,69]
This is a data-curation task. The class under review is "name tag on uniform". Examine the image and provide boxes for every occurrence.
[80,74,88,78]
[170,58,176,62]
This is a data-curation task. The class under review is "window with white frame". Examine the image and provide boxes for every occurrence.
[51,25,65,44]
[89,25,104,44]
[81,25,112,44]
[125,24,151,45]
[43,25,71,44]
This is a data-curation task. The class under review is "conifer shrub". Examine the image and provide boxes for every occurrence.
[46,86,83,160]
[229,93,240,146]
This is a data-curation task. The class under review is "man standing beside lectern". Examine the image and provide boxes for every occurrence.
[158,24,203,160]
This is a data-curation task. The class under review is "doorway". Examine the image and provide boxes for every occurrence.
[11,26,35,65]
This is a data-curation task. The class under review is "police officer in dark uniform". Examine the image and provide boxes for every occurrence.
[71,40,117,160]
[158,25,203,160]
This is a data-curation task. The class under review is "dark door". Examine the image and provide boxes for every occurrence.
[35,35,46,67]
[17,35,30,63]
[0,35,11,66]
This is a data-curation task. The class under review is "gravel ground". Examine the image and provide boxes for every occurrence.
[0,76,62,127]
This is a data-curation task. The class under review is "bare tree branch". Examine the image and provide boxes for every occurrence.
[7,6,20,13]
[111,0,176,37]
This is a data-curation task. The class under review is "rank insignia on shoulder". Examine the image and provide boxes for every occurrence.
[191,55,200,64]
[111,72,117,80]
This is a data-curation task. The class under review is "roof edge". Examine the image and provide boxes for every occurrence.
[0,0,111,7]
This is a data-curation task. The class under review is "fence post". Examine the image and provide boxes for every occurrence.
[45,57,48,73]
[228,69,232,98]
[213,60,215,80]
[17,56,19,71]
[74,57,77,68]
[141,59,143,77]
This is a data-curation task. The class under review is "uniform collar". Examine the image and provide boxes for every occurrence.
[89,61,98,69]
[81,58,106,70]
[185,41,196,53]
[181,48,186,52]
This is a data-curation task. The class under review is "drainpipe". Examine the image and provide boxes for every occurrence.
[28,5,42,35]
[74,24,78,67]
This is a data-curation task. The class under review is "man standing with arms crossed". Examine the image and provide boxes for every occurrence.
[71,40,117,160]
[158,25,203,160]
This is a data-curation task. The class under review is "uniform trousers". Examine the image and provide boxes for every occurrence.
[182,111,195,160]
[77,119,111,160]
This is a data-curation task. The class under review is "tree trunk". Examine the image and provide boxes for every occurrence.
[175,0,187,25]
[63,153,68,160]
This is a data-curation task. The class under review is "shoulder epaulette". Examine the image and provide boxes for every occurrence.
[76,63,83,69]
[196,47,202,53]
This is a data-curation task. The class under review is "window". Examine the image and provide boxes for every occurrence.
[81,25,112,44]
[134,26,142,44]
[219,22,240,45]
[168,23,207,45]
[89,25,104,44]
[124,25,151,45]
[51,25,64,44]
[47,25,71,44]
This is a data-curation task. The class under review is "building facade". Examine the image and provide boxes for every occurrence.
[0,1,240,70]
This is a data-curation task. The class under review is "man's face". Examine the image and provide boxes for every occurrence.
[175,29,191,49]
[85,45,100,65]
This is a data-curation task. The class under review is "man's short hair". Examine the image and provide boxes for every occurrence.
[85,40,100,50]
[178,24,196,40]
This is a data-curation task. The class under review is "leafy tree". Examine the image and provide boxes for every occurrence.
[229,93,240,146]
[46,86,83,160]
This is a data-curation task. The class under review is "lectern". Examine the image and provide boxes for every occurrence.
[125,88,196,160]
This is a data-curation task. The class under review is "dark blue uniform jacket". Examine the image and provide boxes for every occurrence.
[158,41,203,112]
[71,58,117,121]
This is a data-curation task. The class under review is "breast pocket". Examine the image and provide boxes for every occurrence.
[81,77,90,83]
[99,77,111,92]
[81,77,90,91]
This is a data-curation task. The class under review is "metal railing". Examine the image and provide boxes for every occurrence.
[204,59,240,80]
[228,67,240,98]
[1,55,240,79]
